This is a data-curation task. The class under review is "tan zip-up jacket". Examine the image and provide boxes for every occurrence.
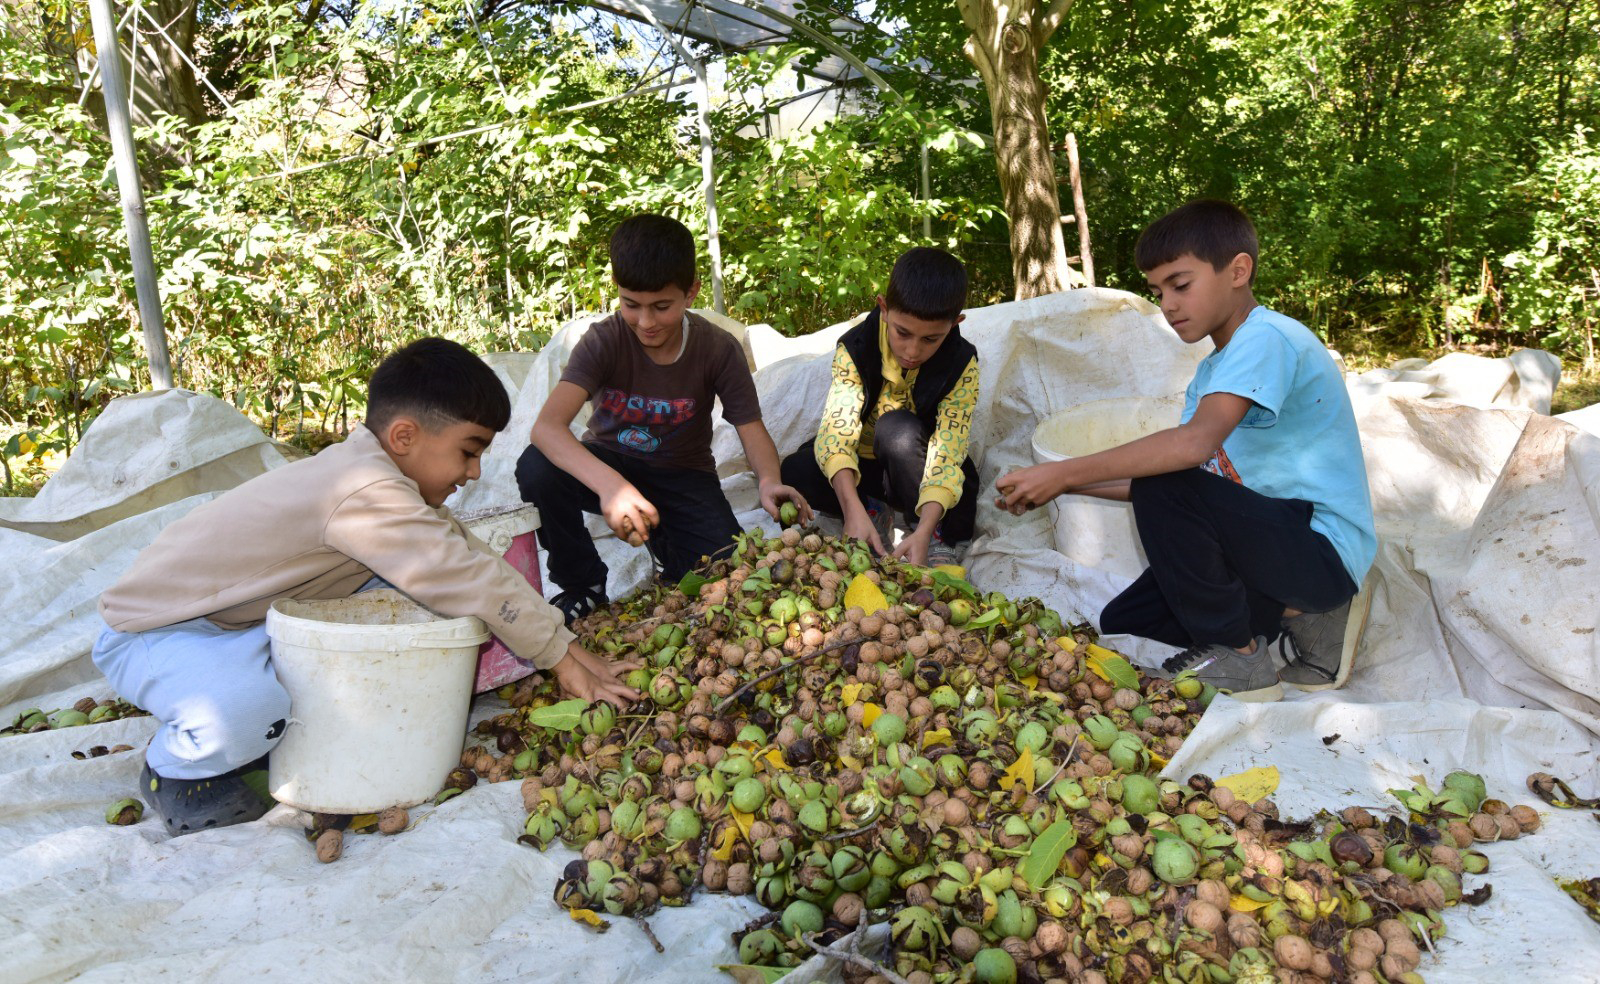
[98,426,575,668]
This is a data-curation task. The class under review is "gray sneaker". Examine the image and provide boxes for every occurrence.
[1276,601,1354,691]
[1161,636,1282,702]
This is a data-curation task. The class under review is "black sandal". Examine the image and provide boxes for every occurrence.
[140,758,272,837]
[548,584,608,626]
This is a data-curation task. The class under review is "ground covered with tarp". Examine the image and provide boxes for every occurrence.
[2,289,1599,982]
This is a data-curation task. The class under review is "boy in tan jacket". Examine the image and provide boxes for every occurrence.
[94,338,636,837]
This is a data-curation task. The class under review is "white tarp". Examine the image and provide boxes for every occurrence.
[2,289,1598,982]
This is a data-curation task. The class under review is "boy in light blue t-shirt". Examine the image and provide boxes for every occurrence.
[995,200,1376,702]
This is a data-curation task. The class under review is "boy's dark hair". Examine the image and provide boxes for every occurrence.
[610,214,698,293]
[884,247,967,322]
[1135,200,1259,284]
[366,337,511,434]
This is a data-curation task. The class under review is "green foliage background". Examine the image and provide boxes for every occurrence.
[1,0,1597,491]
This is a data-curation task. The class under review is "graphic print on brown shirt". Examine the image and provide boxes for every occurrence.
[560,312,762,473]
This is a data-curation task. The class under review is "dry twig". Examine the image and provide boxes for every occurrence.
[635,916,665,953]
[799,910,908,984]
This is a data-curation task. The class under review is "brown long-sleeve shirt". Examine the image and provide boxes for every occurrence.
[98,426,575,668]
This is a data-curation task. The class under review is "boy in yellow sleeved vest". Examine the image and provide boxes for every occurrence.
[780,247,979,567]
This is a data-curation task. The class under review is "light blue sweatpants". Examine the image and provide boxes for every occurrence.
[92,617,291,780]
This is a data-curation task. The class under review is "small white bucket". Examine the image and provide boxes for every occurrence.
[265,590,490,814]
[1030,396,1183,580]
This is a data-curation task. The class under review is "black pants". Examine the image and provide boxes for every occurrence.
[779,410,978,543]
[515,442,740,590]
[1101,468,1357,649]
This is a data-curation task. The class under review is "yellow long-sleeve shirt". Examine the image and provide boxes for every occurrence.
[814,320,980,512]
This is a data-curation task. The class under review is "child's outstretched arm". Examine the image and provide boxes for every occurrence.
[531,381,660,542]
[995,392,1251,514]
[735,420,814,525]
[549,641,641,708]
[813,346,885,552]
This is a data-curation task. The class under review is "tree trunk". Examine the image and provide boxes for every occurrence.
[138,0,208,127]
[958,0,1074,300]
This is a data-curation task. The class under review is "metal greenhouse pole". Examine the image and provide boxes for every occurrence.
[87,0,173,389]
[611,0,726,314]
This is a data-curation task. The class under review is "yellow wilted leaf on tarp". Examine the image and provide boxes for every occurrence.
[1230,894,1269,912]
[861,702,883,728]
[1056,636,1078,652]
[921,728,951,750]
[730,807,756,842]
[840,683,863,706]
[999,746,1034,792]
[570,908,610,930]
[843,575,888,615]
[710,823,740,861]
[1216,765,1280,804]
[759,749,791,772]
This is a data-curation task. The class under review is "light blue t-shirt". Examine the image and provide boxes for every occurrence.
[1180,306,1377,585]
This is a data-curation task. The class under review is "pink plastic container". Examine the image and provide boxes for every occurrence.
[462,507,544,693]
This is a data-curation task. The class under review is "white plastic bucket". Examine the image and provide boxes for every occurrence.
[265,589,490,814]
[1030,396,1184,580]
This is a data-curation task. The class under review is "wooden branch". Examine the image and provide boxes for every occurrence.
[635,917,665,954]
[958,13,997,86]
[1036,0,1077,46]
[801,911,908,984]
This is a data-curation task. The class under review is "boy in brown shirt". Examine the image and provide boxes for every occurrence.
[517,214,811,622]
[94,338,637,837]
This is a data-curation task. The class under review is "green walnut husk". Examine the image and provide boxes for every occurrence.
[105,798,143,825]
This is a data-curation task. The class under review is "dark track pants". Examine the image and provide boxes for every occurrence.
[516,442,740,589]
[779,410,977,543]
[1100,468,1357,649]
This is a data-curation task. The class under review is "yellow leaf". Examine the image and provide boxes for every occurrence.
[840,683,863,706]
[1230,894,1269,912]
[1148,748,1169,768]
[1085,642,1121,663]
[1084,644,1142,690]
[710,823,740,862]
[843,575,888,615]
[921,727,951,750]
[17,435,35,455]
[759,749,791,772]
[861,702,883,728]
[1020,675,1039,692]
[729,807,756,842]
[569,908,610,929]
[839,752,862,771]
[999,746,1034,792]
[1215,766,1280,805]
[934,564,966,578]
[1056,635,1078,652]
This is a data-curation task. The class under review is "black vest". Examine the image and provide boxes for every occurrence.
[840,308,978,429]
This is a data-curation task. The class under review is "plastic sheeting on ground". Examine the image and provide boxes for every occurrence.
[2,289,1598,982]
